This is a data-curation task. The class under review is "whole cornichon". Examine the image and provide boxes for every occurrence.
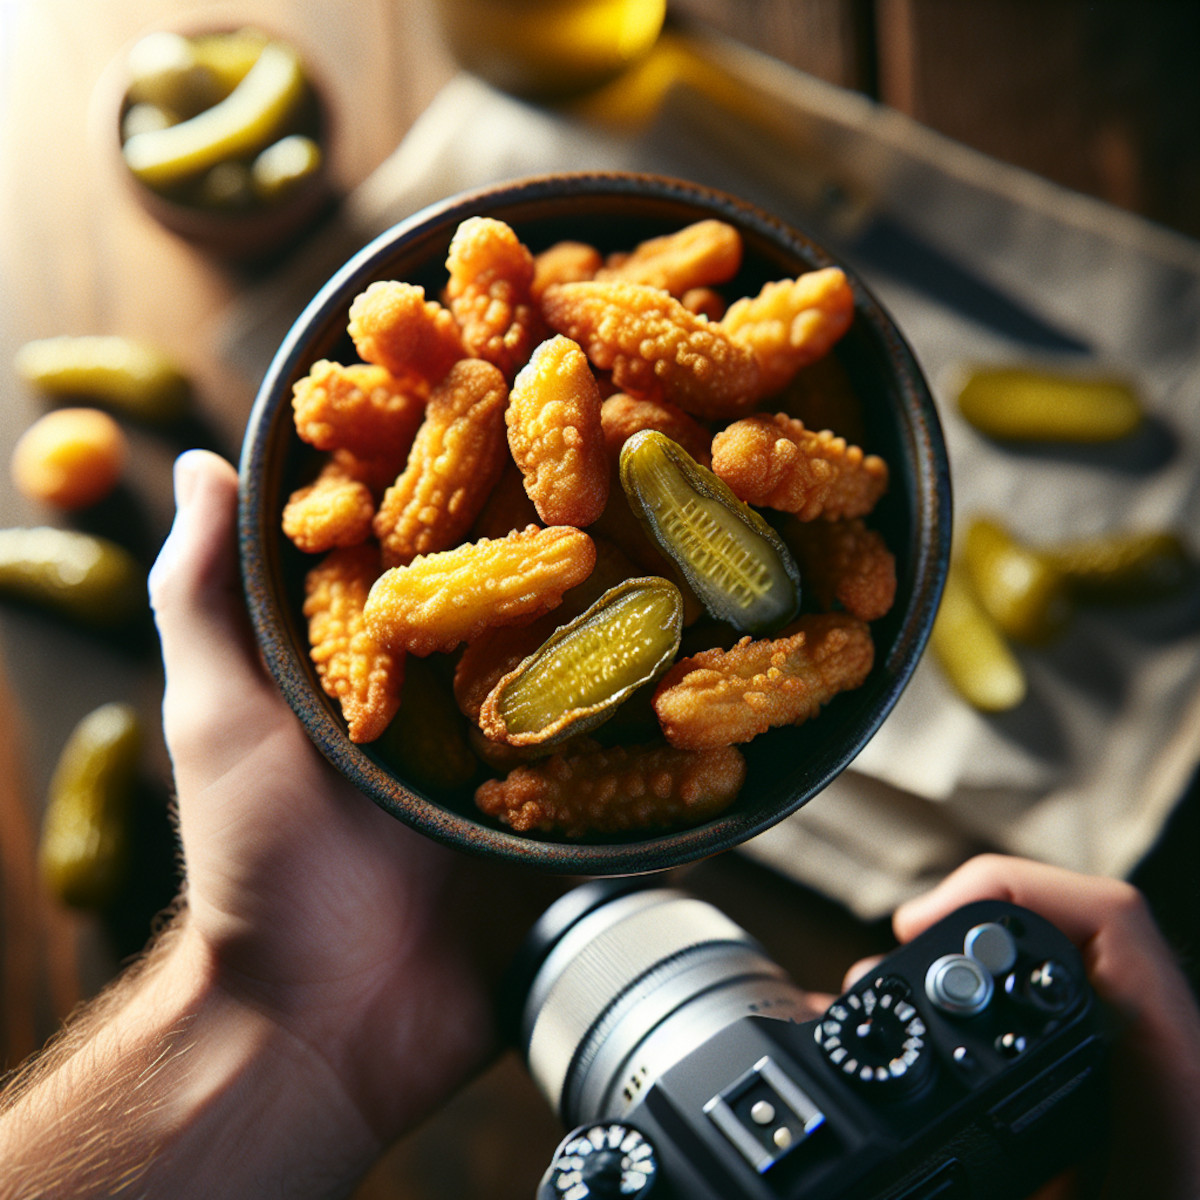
[38,702,142,909]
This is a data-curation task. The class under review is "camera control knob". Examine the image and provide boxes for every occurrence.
[925,954,993,1016]
[963,921,1018,974]
[815,980,930,1092]
[538,1123,659,1199]
[1006,958,1078,1015]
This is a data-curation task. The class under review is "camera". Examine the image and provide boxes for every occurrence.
[507,880,1112,1199]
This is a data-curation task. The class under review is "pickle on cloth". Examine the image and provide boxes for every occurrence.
[0,528,144,626]
[39,702,142,909]
[931,562,1026,713]
[122,40,307,191]
[1046,530,1193,603]
[956,366,1142,442]
[15,335,190,423]
[962,517,1072,645]
[479,576,684,747]
[619,430,801,634]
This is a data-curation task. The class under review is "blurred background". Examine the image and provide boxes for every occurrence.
[1,2,1198,1196]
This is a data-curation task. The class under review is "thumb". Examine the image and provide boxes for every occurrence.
[149,450,285,789]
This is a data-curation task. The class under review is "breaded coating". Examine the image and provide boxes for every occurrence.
[373,358,509,566]
[291,360,426,462]
[470,462,541,541]
[453,616,557,722]
[784,517,897,621]
[532,240,602,300]
[507,335,609,527]
[653,613,874,750]
[474,741,746,836]
[348,281,465,385]
[304,544,404,744]
[283,459,376,554]
[445,216,545,379]
[720,267,854,397]
[600,393,712,467]
[710,412,888,521]
[541,280,761,420]
[596,219,742,295]
[364,524,596,657]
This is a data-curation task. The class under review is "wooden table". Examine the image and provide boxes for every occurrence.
[1,3,1196,1196]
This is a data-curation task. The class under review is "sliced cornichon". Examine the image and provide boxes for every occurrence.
[122,39,307,191]
[479,576,684,746]
[619,429,801,634]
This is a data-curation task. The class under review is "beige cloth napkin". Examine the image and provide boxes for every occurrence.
[222,32,1200,919]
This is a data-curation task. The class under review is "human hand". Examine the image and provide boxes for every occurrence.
[889,854,1200,1200]
[149,448,523,1152]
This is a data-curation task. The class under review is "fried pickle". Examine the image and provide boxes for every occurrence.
[783,517,897,621]
[445,216,545,379]
[507,334,609,528]
[291,359,426,462]
[596,219,742,295]
[600,392,713,467]
[720,267,854,397]
[652,613,874,750]
[364,524,596,657]
[532,240,602,300]
[283,458,375,554]
[474,741,746,836]
[541,280,760,420]
[304,544,403,744]
[710,412,888,521]
[347,280,465,385]
[373,358,509,566]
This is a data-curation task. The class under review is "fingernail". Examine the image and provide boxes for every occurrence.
[173,450,205,508]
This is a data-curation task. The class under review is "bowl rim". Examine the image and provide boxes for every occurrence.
[238,169,951,875]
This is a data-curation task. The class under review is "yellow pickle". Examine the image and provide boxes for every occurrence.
[962,517,1072,645]
[931,562,1027,713]
[38,702,142,909]
[479,576,684,747]
[955,365,1142,442]
[15,335,190,423]
[618,430,801,634]
[0,527,144,626]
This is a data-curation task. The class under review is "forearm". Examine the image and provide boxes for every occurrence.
[0,911,380,1200]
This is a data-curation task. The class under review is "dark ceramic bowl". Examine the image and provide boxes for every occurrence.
[239,172,950,874]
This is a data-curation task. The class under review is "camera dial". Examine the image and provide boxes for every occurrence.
[537,1122,660,1200]
[814,978,931,1093]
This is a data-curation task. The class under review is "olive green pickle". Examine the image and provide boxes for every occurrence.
[619,430,801,634]
[38,702,142,910]
[1046,530,1193,603]
[484,576,684,746]
[0,528,144,626]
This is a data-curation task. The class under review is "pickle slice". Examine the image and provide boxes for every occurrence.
[962,517,1072,645]
[481,576,683,746]
[956,366,1142,442]
[619,430,800,634]
[931,562,1026,713]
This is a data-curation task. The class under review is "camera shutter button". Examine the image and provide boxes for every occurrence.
[925,955,993,1016]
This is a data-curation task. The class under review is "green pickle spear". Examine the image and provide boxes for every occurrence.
[1045,529,1192,603]
[15,335,190,423]
[931,562,1027,713]
[619,430,801,634]
[956,365,1142,442]
[481,576,684,747]
[39,702,142,909]
[122,40,307,191]
[0,528,144,626]
[962,517,1072,645]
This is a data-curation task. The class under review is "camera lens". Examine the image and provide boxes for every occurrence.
[510,881,813,1127]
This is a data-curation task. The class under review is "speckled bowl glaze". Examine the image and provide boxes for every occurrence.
[238,172,951,874]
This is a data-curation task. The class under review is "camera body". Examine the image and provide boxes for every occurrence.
[513,884,1111,1200]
